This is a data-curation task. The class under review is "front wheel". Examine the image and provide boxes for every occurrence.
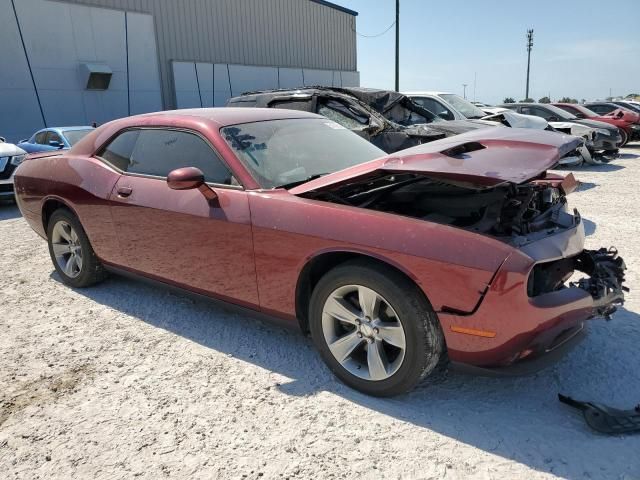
[47,209,107,288]
[309,260,445,397]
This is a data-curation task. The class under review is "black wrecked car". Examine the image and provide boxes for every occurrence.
[227,87,493,153]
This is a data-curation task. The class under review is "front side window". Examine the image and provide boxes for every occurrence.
[34,131,47,144]
[46,131,63,144]
[99,129,234,185]
[412,97,454,120]
[221,118,385,189]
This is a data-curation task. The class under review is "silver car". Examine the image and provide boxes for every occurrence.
[0,138,27,200]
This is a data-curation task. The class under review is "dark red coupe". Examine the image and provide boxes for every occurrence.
[14,108,626,396]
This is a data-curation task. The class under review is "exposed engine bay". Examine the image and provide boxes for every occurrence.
[303,173,577,243]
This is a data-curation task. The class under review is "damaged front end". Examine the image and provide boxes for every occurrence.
[528,247,627,320]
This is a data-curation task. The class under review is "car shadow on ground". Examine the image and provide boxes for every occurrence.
[0,202,20,221]
[582,218,596,236]
[61,272,640,479]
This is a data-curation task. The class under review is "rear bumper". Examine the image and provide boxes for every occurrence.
[438,223,626,369]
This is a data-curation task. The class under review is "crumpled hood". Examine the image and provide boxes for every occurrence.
[427,119,497,136]
[481,110,549,130]
[290,128,583,194]
[550,121,594,137]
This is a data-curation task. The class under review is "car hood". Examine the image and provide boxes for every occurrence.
[427,119,497,136]
[481,110,549,130]
[290,128,582,194]
[0,142,26,157]
[573,118,619,132]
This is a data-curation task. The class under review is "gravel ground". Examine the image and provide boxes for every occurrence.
[1,145,639,480]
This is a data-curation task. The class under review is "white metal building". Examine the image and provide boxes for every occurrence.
[1,0,359,142]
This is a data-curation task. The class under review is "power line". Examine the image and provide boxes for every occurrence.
[352,21,396,38]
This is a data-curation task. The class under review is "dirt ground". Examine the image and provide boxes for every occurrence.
[1,145,639,480]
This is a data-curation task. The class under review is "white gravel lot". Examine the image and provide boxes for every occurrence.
[1,145,639,480]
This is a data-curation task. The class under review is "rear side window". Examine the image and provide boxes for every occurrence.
[100,130,139,171]
[99,129,234,185]
[34,131,47,144]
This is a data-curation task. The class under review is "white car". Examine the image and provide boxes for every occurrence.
[404,91,489,121]
[0,138,27,200]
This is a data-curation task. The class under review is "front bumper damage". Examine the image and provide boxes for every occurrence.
[439,223,627,374]
[570,247,627,319]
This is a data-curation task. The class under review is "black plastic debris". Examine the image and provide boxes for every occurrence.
[559,394,640,434]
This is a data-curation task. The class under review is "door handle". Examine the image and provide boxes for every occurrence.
[117,186,132,197]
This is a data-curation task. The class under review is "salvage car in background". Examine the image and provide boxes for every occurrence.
[553,103,640,145]
[500,103,622,157]
[330,87,498,136]
[404,91,488,120]
[13,108,626,396]
[227,87,450,153]
[340,88,589,168]
[18,126,95,154]
[0,137,26,200]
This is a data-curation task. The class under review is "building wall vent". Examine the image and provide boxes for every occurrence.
[80,63,113,90]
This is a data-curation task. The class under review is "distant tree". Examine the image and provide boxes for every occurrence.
[559,97,578,104]
[538,96,550,103]
[503,97,515,103]
[581,99,586,104]
[625,93,639,99]
[520,98,534,103]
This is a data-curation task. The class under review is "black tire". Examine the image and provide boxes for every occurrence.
[618,129,629,148]
[47,208,107,288]
[309,259,445,397]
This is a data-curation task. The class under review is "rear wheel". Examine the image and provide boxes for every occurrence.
[47,209,107,287]
[617,129,629,147]
[309,260,445,397]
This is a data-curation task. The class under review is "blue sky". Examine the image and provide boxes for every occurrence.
[337,0,640,104]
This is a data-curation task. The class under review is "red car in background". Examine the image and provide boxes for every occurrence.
[553,103,640,145]
[13,108,626,396]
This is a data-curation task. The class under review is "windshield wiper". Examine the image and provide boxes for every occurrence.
[278,173,329,190]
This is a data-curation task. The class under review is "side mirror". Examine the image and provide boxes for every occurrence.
[167,167,217,203]
[616,111,624,118]
[49,140,63,148]
[548,116,559,122]
[575,113,585,119]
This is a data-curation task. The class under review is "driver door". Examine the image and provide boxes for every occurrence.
[101,128,260,308]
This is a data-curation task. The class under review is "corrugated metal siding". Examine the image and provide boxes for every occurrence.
[54,0,357,108]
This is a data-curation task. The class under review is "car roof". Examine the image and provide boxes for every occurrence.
[134,107,321,126]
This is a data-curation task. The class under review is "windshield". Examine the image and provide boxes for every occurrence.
[221,118,385,189]
[63,129,93,146]
[439,94,486,119]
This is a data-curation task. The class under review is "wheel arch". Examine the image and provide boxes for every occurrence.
[41,196,78,232]
[294,249,427,333]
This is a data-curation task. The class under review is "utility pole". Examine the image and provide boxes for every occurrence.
[525,29,534,99]
[473,72,477,102]
[395,0,400,92]
[462,84,468,99]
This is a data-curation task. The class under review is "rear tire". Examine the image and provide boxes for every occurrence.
[47,209,107,288]
[617,129,629,147]
[309,259,445,397]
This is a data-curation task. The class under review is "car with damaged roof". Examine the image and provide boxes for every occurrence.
[14,108,627,396]
[226,87,491,153]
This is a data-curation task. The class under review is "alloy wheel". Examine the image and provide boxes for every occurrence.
[321,284,406,381]
[51,220,83,279]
